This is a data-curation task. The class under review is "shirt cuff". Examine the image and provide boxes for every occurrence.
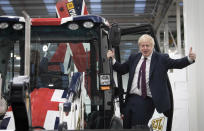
[187,56,194,63]
[112,58,116,65]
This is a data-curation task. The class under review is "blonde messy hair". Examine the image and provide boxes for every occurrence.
[138,34,155,46]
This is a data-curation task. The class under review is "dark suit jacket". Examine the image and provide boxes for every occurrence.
[113,51,193,113]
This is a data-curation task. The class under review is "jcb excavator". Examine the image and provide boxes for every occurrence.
[0,0,173,131]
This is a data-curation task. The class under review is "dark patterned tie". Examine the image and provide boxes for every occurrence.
[137,58,147,98]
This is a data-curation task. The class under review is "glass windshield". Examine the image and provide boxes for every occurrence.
[30,40,99,126]
[30,42,91,91]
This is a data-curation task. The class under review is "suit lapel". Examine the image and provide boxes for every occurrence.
[132,53,142,72]
[150,52,158,78]
[129,53,141,84]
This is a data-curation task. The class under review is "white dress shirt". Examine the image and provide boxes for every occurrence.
[129,53,152,97]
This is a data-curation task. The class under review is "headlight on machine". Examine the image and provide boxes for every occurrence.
[68,23,79,30]
[99,74,111,90]
[13,23,24,30]
[83,21,94,28]
[0,22,9,29]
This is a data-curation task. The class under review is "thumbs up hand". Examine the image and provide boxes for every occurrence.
[189,47,196,61]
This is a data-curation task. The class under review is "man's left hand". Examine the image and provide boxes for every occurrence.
[189,47,196,61]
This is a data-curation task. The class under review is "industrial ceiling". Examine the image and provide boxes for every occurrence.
[0,0,183,32]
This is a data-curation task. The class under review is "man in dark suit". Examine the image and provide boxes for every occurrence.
[107,34,196,129]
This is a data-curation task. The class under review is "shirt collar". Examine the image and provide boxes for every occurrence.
[141,51,153,60]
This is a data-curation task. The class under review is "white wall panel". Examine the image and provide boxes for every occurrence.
[183,0,204,131]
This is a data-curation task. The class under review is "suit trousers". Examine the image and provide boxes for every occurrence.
[123,94,155,129]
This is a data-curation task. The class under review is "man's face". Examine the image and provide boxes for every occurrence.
[139,41,154,57]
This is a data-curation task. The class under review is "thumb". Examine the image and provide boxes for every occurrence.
[189,47,192,54]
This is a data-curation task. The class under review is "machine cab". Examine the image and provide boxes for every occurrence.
[0,15,117,130]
